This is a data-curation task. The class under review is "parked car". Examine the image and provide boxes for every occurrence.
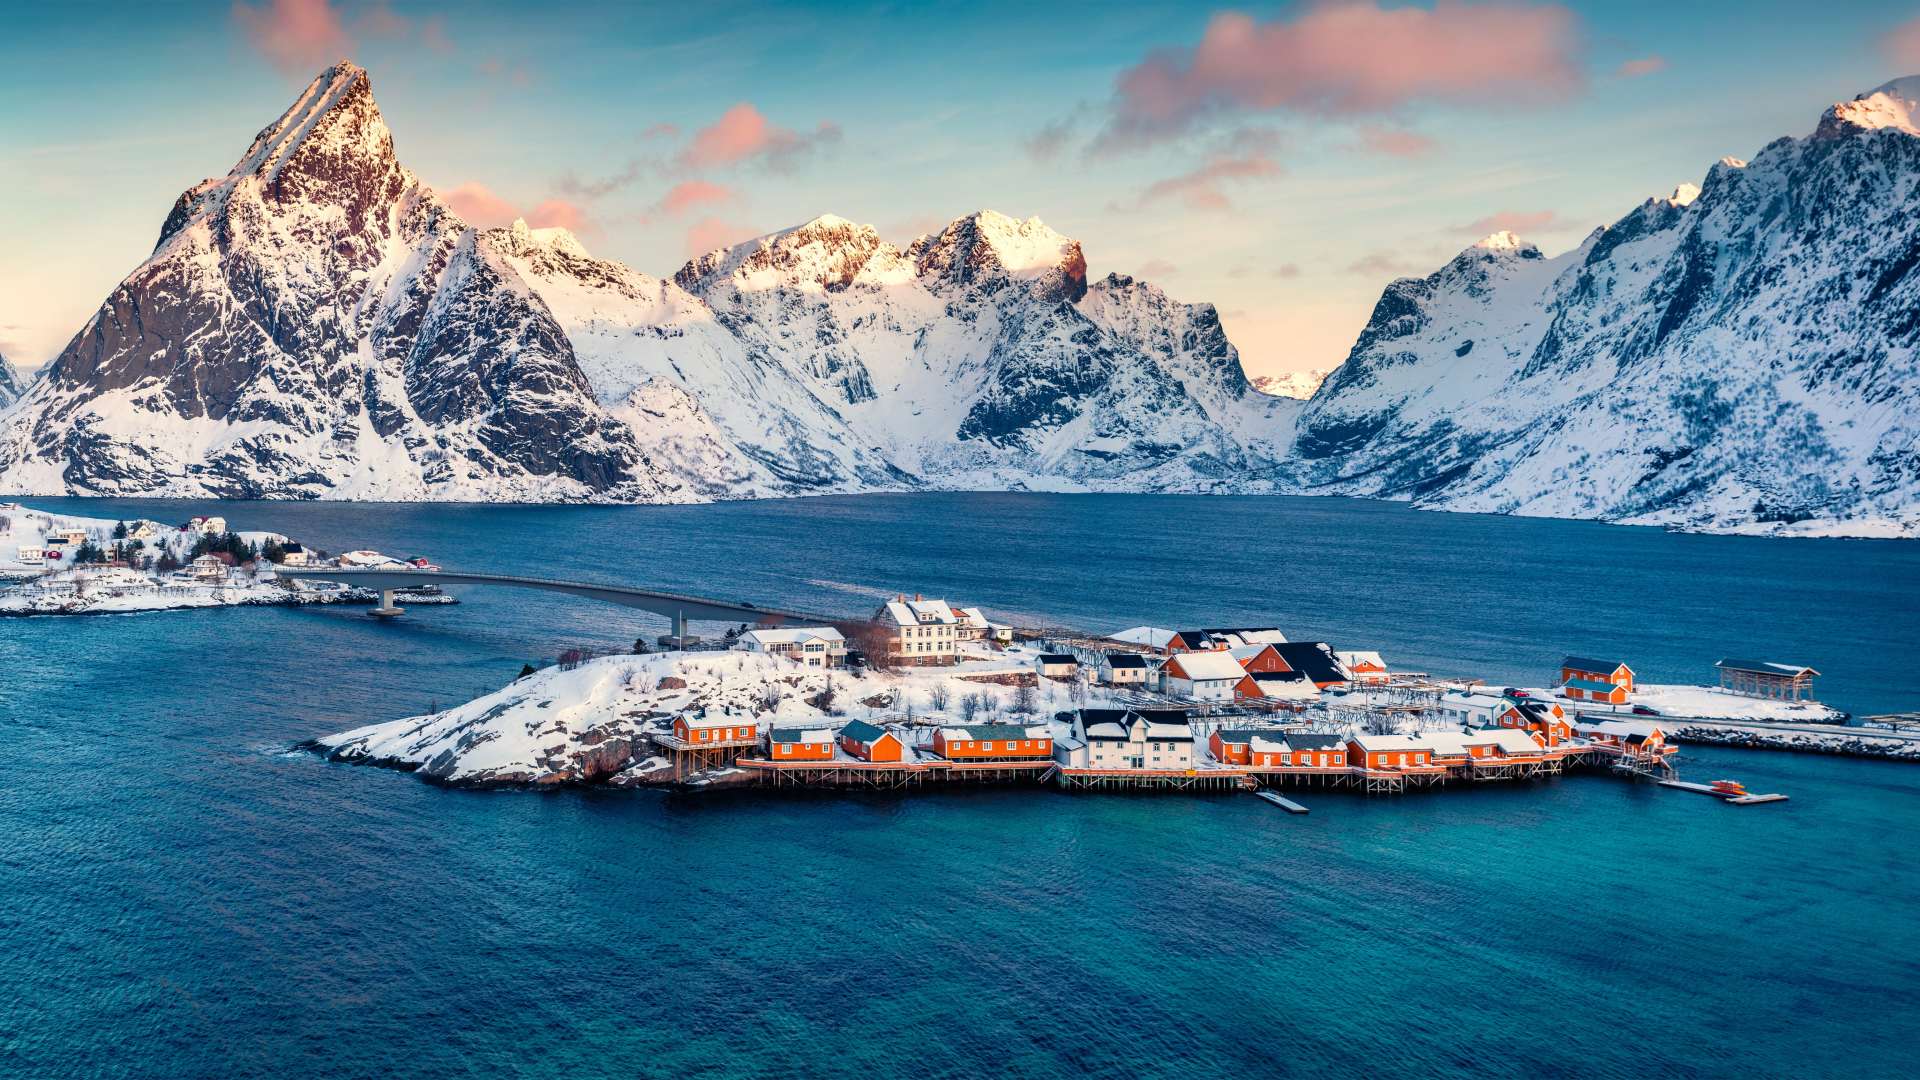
[1631,704,1661,717]
[1502,687,1529,698]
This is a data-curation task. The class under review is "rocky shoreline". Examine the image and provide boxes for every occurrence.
[1670,723,1920,762]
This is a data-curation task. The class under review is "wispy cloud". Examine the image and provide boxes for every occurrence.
[1883,16,1920,66]
[442,182,590,233]
[1096,1,1583,150]
[1454,209,1559,236]
[1614,55,1666,78]
[678,104,841,172]
[1134,128,1283,210]
[232,0,351,76]
[651,180,739,219]
[684,217,761,259]
[1354,125,1438,158]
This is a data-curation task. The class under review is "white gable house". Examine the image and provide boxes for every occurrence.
[737,626,848,668]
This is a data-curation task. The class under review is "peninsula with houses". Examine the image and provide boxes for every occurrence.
[313,591,1918,793]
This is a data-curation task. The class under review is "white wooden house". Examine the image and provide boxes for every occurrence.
[1077,708,1194,770]
[873,595,960,665]
[735,626,847,668]
[1158,649,1250,702]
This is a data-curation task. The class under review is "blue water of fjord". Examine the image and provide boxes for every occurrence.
[3,494,1917,1078]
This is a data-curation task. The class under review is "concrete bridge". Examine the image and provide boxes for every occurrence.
[274,566,850,638]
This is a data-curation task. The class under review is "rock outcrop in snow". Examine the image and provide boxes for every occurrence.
[1294,79,1920,535]
[0,353,19,409]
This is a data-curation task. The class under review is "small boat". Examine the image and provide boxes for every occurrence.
[1256,790,1309,814]
[1708,779,1749,797]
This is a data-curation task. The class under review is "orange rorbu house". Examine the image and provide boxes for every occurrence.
[673,713,759,746]
[1208,727,1293,764]
[1560,656,1634,704]
[932,724,1053,761]
[837,720,905,762]
[1346,734,1435,770]
[1496,699,1572,746]
[768,727,835,762]
[1281,732,1349,768]
[1228,644,1288,673]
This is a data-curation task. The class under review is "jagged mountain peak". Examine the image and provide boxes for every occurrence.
[1665,182,1701,207]
[907,209,1087,302]
[0,351,21,408]
[674,213,909,295]
[1470,230,1535,255]
[1817,75,1920,138]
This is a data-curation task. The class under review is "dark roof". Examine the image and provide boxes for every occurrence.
[838,719,890,743]
[1133,708,1192,725]
[1079,708,1130,726]
[1561,656,1628,674]
[961,724,1036,740]
[282,542,304,552]
[1271,642,1347,684]
[1716,659,1819,677]
[770,728,828,743]
[1215,728,1291,745]
[1251,670,1308,683]
[1103,653,1149,668]
[1036,653,1077,665]
[1286,733,1347,750]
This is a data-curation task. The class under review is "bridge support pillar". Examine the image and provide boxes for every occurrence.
[369,588,405,619]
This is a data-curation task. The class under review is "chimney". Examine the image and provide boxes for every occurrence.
[915,593,922,602]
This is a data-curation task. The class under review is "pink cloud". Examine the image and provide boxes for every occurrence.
[1456,209,1559,236]
[1883,16,1920,66]
[679,104,842,171]
[685,217,761,259]
[1356,125,1439,157]
[1139,153,1282,211]
[232,0,351,76]
[1100,2,1583,147]
[443,182,589,233]
[1615,55,1666,78]
[653,180,738,218]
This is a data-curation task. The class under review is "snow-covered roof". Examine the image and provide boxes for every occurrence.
[1247,735,1289,754]
[1337,650,1385,670]
[770,727,834,743]
[1107,626,1177,649]
[681,713,753,731]
[956,606,990,628]
[882,597,958,626]
[1418,731,1476,756]
[1349,734,1426,752]
[742,626,844,646]
[1227,644,1275,662]
[838,719,893,743]
[1165,650,1248,682]
[1251,671,1318,700]
[1482,729,1544,755]
[1716,659,1819,678]
[1577,719,1662,739]
[1441,690,1509,710]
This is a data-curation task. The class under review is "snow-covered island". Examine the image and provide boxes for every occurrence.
[0,502,451,615]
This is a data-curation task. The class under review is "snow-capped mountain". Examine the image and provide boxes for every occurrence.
[1252,368,1333,400]
[0,62,669,501]
[0,353,20,409]
[1295,78,1920,536]
[0,62,1284,501]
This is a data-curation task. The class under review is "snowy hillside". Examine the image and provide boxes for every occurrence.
[1295,79,1920,536]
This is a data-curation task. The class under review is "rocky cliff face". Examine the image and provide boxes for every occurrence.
[0,353,19,409]
[1295,79,1920,535]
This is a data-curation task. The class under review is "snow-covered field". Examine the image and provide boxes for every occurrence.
[0,565,370,615]
[0,502,285,575]
[315,645,1131,787]
[1527,683,1848,725]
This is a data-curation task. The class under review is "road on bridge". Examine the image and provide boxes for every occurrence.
[274,566,853,633]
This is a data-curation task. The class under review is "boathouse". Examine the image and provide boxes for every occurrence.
[933,724,1053,761]
[1716,659,1820,701]
[1229,643,1287,673]
[1347,734,1434,770]
[769,727,835,761]
[1098,652,1151,685]
[1209,727,1295,765]
[1247,733,1292,767]
[1574,718,1667,752]
[1417,731,1475,766]
[837,719,905,762]
[1560,656,1634,702]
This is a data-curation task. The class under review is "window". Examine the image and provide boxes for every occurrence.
[780,744,792,755]
[982,742,995,751]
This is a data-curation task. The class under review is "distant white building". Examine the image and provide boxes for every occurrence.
[279,542,312,567]
[954,606,1013,644]
[190,554,228,582]
[1098,653,1152,686]
[15,545,45,566]
[1078,708,1194,770]
[1158,649,1250,702]
[1105,626,1178,653]
[183,515,227,536]
[1435,690,1510,728]
[338,550,408,568]
[125,520,168,542]
[1337,650,1389,683]
[736,626,847,668]
[1034,653,1079,680]
[873,595,960,666]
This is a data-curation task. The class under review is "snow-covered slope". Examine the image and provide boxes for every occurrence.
[1296,79,1920,536]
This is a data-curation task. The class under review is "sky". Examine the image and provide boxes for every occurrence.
[1,0,1916,381]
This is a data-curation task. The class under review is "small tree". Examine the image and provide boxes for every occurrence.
[261,541,288,564]
[929,683,951,711]
[517,663,538,680]
[73,540,105,564]
[1011,682,1037,715]
[557,648,586,671]
[156,550,181,573]
[632,638,652,655]
[960,692,982,723]
[112,520,128,540]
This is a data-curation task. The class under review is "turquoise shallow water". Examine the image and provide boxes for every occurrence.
[2,494,1917,1078]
